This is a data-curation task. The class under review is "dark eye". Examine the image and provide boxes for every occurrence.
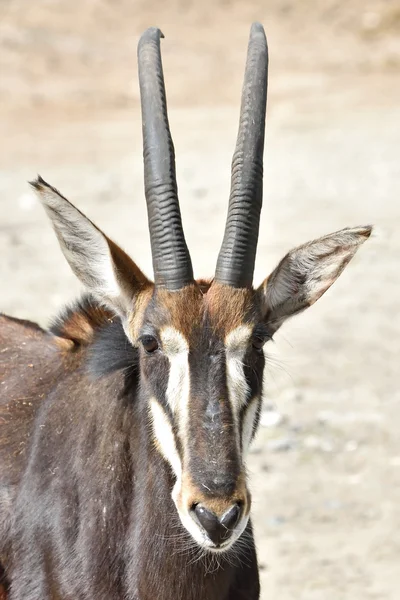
[141,335,159,354]
[252,336,265,352]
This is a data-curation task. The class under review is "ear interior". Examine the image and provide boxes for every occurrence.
[31,176,150,317]
[258,226,372,334]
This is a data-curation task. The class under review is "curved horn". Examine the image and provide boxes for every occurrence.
[215,22,268,287]
[137,27,193,290]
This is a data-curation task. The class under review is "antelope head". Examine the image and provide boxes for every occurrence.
[31,24,371,553]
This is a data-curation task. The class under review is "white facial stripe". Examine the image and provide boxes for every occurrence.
[225,325,252,354]
[160,327,191,420]
[225,325,252,415]
[149,398,182,478]
[160,326,189,356]
[241,396,260,456]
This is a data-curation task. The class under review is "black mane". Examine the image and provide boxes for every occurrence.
[89,318,138,380]
[51,294,138,381]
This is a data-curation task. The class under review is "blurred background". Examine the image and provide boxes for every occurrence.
[1,1,399,598]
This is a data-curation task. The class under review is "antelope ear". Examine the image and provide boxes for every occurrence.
[257,226,372,335]
[31,176,150,317]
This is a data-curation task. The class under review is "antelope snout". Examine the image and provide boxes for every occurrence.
[191,502,242,546]
[173,471,250,551]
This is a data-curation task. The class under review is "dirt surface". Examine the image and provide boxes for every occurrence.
[1,1,399,598]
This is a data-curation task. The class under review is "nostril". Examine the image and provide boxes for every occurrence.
[190,502,242,546]
[220,502,242,530]
[193,504,219,534]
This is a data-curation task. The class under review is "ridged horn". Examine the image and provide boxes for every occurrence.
[137,27,193,290]
[215,22,268,287]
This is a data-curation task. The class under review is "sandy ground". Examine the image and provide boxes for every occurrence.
[1,1,400,598]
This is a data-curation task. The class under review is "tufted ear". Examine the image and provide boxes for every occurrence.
[257,226,372,335]
[31,176,151,318]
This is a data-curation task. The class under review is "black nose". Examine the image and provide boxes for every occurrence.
[192,503,242,546]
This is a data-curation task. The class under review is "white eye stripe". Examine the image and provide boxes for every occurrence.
[225,324,252,355]
[149,398,182,478]
[160,327,190,419]
[160,326,189,356]
[241,397,260,456]
[224,325,253,457]
[225,325,252,414]
[157,326,192,468]
[226,355,250,411]
[166,353,190,415]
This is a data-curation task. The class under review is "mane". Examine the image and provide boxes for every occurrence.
[50,294,138,381]
[50,294,115,345]
[88,319,138,380]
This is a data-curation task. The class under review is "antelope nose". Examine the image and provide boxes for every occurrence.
[192,503,242,546]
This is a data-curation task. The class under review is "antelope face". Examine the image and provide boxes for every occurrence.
[32,23,372,556]
[137,283,267,551]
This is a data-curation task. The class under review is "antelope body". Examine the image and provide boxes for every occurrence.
[0,24,370,600]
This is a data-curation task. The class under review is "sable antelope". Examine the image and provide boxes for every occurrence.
[0,23,371,600]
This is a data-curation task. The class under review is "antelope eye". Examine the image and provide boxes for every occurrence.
[252,336,266,351]
[141,335,159,354]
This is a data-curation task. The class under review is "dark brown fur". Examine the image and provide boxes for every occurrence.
[0,296,260,600]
